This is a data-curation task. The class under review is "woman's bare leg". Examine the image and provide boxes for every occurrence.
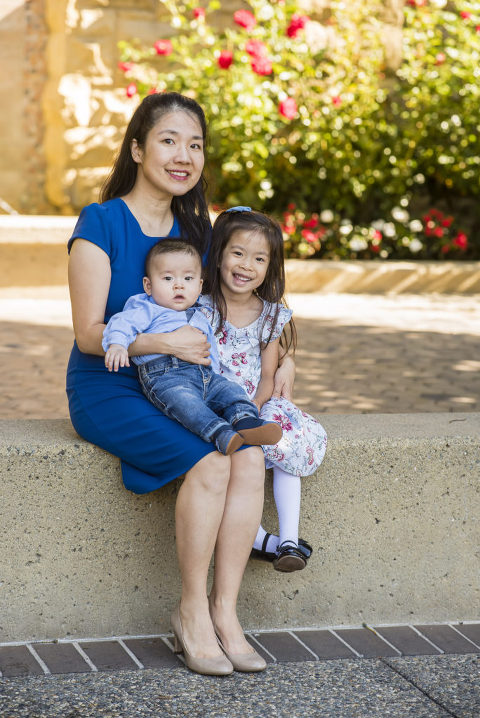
[175,450,231,659]
[209,446,265,654]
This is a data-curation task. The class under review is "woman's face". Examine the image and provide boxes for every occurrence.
[131,110,205,198]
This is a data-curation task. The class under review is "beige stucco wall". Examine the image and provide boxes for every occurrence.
[0,1,403,215]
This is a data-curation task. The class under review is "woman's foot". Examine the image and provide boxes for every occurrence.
[171,601,233,675]
[208,596,266,672]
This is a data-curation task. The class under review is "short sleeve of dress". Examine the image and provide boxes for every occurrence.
[196,294,218,330]
[262,303,293,343]
[67,203,112,257]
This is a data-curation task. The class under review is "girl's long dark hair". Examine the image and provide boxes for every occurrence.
[203,210,296,354]
[100,92,211,255]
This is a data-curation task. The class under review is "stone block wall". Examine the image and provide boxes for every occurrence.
[0,0,403,215]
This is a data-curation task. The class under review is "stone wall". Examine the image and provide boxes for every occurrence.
[0,0,404,215]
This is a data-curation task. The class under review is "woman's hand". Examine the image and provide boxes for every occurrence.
[162,325,212,365]
[272,354,295,401]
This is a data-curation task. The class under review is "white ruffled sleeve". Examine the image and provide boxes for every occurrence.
[261,303,293,343]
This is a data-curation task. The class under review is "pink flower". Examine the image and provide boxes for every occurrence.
[194,7,205,19]
[126,83,137,97]
[454,232,468,250]
[118,61,134,73]
[331,95,342,106]
[433,227,444,238]
[476,25,480,33]
[148,87,158,95]
[251,56,273,75]
[234,9,256,31]
[301,229,318,243]
[245,39,267,57]
[461,11,471,19]
[217,50,233,69]
[435,52,446,65]
[282,223,295,235]
[286,13,309,38]
[154,39,173,56]
[278,97,297,119]
[373,229,382,240]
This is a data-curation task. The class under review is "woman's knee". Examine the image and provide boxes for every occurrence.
[231,447,265,489]
[187,451,231,495]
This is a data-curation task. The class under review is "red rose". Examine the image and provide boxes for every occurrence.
[194,7,205,19]
[441,217,453,227]
[441,244,450,254]
[331,95,342,106]
[246,39,267,57]
[433,227,444,237]
[118,61,134,73]
[461,11,471,19]
[282,224,295,235]
[373,230,382,241]
[279,98,297,120]
[126,83,137,97]
[251,56,272,75]
[303,217,318,229]
[154,39,173,56]
[217,51,233,69]
[453,232,468,249]
[234,9,256,31]
[286,13,309,38]
[287,203,296,210]
[371,244,381,253]
[301,229,317,243]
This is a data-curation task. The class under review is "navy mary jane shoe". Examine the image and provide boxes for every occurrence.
[250,533,313,564]
[273,541,307,572]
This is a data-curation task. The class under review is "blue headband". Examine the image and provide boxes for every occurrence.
[225,206,252,213]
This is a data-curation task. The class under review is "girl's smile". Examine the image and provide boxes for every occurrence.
[220,230,270,297]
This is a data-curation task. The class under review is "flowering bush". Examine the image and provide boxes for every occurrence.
[117,0,480,260]
[281,202,471,260]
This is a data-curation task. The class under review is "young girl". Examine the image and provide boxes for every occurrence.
[199,207,327,572]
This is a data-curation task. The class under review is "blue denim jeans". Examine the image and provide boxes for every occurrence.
[138,356,258,448]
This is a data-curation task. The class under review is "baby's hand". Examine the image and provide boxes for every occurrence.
[105,344,130,372]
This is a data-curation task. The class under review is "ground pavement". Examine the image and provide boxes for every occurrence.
[0,288,479,418]
[0,288,479,717]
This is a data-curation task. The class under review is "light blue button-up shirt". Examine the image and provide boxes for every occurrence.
[102,293,219,372]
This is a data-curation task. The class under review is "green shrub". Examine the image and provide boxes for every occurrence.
[118,0,480,260]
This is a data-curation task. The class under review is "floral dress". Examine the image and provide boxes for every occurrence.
[198,295,327,477]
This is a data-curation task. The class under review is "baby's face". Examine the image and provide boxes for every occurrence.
[143,251,203,312]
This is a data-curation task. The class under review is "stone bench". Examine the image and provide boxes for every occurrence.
[1,413,478,643]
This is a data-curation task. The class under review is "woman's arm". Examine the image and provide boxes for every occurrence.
[68,239,211,363]
[68,240,111,355]
[253,339,280,410]
[272,348,296,401]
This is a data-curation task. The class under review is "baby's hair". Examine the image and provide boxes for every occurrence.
[145,238,202,278]
[203,209,296,354]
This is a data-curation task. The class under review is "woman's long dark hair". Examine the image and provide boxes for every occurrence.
[100,92,211,255]
[203,210,296,354]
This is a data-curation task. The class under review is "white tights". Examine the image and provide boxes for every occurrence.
[253,466,301,552]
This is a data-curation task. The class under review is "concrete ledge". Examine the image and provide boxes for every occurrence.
[1,414,479,642]
[1,215,480,292]
[285,258,480,294]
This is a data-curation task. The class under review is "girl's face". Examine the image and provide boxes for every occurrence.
[131,110,204,198]
[219,229,270,297]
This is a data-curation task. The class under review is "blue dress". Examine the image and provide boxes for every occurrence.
[66,198,216,494]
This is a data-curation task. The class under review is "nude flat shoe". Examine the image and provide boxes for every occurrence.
[171,606,234,676]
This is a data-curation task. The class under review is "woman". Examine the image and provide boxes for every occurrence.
[67,92,294,676]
